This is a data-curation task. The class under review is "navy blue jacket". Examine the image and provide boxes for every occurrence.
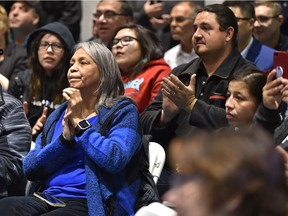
[246,38,275,72]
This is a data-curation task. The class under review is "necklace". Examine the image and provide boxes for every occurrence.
[82,111,96,119]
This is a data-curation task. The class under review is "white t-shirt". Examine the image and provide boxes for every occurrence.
[164,44,198,69]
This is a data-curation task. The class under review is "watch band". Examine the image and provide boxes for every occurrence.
[75,119,91,137]
[59,134,76,148]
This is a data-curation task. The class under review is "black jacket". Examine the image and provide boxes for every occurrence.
[141,48,258,150]
[0,42,28,91]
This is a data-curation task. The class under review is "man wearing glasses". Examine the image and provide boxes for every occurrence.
[0,1,44,96]
[223,1,275,72]
[164,1,201,69]
[254,1,288,51]
[93,0,133,47]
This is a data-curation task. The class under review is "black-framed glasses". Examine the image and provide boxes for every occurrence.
[235,17,252,22]
[93,10,127,20]
[38,41,64,52]
[169,16,194,23]
[255,15,280,24]
[112,36,138,47]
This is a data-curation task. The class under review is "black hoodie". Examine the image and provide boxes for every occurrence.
[27,21,75,55]
[8,22,75,140]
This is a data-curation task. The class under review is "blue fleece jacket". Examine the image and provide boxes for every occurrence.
[23,98,142,215]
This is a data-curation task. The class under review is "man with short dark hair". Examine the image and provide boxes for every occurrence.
[141,4,258,196]
[0,1,44,94]
[223,1,275,71]
[93,0,133,46]
[8,1,43,47]
[254,1,288,51]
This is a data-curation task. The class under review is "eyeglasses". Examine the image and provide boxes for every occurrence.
[93,10,127,20]
[235,17,252,22]
[169,16,194,23]
[255,15,279,24]
[112,36,138,47]
[39,41,64,52]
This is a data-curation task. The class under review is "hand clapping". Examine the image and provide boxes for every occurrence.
[62,87,83,141]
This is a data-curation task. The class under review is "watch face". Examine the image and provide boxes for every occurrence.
[78,120,91,130]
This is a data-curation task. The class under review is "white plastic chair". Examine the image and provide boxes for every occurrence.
[135,202,177,216]
[148,142,166,184]
[30,141,36,151]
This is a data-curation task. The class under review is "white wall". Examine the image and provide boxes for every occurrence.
[205,0,224,5]
[81,0,99,41]
[80,0,224,41]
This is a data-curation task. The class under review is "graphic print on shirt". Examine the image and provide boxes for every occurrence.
[124,77,144,96]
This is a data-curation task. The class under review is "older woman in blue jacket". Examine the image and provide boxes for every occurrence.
[0,42,144,216]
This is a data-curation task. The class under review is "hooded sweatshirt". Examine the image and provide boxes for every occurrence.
[26,21,75,56]
[8,22,75,139]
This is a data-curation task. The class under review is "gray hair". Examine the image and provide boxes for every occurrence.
[73,41,124,112]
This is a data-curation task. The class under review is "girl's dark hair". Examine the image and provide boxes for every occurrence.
[230,69,266,105]
[112,23,164,78]
[28,31,70,104]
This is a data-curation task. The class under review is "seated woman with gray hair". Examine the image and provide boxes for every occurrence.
[0,42,146,215]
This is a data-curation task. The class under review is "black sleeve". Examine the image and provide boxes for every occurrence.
[253,103,282,136]
[8,69,31,102]
[189,100,228,130]
[130,2,153,29]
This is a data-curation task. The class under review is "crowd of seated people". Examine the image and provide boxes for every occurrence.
[0,1,288,215]
[0,41,149,216]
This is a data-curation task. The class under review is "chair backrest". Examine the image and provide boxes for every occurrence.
[25,141,36,196]
[135,202,177,216]
[148,142,166,184]
[30,141,36,151]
